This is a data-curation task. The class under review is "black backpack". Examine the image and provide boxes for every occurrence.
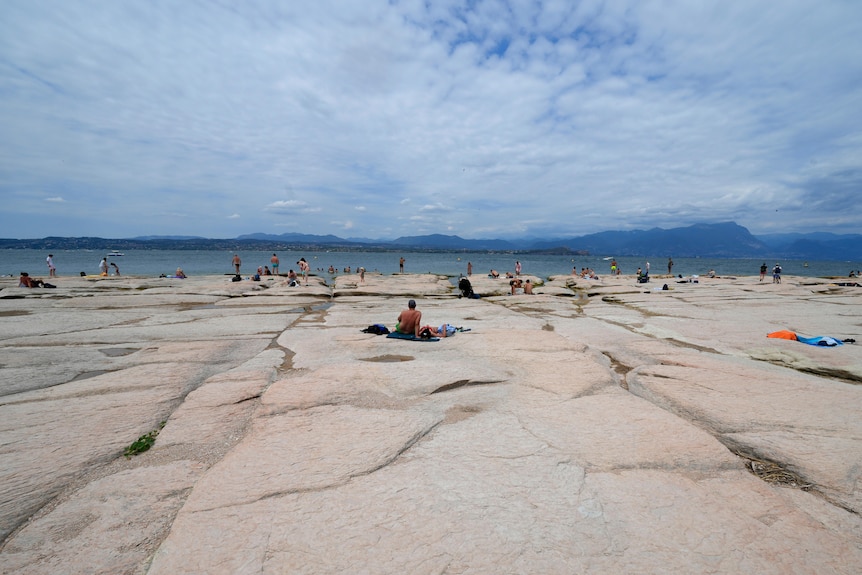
[361,324,390,335]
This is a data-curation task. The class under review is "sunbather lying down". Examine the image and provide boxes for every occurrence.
[418,324,471,338]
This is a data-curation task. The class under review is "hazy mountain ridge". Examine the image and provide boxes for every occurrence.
[1,223,859,259]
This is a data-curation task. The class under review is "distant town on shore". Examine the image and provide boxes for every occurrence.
[1,222,860,260]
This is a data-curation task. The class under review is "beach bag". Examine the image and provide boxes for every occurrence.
[362,324,390,335]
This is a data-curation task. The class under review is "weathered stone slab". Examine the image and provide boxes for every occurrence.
[1,273,860,574]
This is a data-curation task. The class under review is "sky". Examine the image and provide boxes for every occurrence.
[1,0,861,240]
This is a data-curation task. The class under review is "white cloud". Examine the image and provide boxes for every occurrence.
[228,214,241,219]
[265,200,321,215]
[1,1,860,239]
[45,197,65,203]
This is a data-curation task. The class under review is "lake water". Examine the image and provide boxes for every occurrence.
[2,249,859,280]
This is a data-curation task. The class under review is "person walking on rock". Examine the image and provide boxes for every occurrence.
[46,254,56,278]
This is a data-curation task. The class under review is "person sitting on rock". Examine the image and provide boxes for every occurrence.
[523,279,534,294]
[510,277,523,295]
[396,299,422,337]
[18,272,44,288]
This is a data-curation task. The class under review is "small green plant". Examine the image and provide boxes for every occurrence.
[123,421,166,458]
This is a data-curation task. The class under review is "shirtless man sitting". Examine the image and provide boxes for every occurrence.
[396,299,422,337]
[18,272,44,288]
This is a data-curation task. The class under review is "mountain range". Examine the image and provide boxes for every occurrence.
[1,222,859,260]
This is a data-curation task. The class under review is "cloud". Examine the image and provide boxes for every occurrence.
[0,1,860,239]
[228,214,241,219]
[45,197,65,203]
[265,200,322,215]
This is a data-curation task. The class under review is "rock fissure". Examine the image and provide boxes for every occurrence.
[430,379,504,394]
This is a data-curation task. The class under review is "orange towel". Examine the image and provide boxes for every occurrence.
[767,330,797,340]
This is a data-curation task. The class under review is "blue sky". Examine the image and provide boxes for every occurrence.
[1,0,860,240]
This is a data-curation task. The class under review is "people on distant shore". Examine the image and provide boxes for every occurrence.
[760,262,767,282]
[667,257,673,275]
[523,279,534,294]
[175,267,187,278]
[515,260,521,276]
[270,253,279,275]
[232,254,241,274]
[772,263,782,284]
[489,269,500,278]
[509,277,523,295]
[467,261,472,276]
[610,259,617,275]
[396,299,422,337]
[110,262,120,276]
[399,257,405,273]
[359,267,365,283]
[99,257,109,276]
[287,269,298,286]
[46,254,56,278]
[328,265,336,274]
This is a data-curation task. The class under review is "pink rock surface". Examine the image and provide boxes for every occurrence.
[1,273,859,574]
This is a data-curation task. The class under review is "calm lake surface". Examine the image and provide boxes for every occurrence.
[3,249,859,280]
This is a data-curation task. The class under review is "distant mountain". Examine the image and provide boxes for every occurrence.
[754,232,862,261]
[755,232,853,247]
[529,222,770,257]
[237,232,349,244]
[390,234,517,251]
[132,235,207,241]
[779,238,862,261]
[1,222,858,259]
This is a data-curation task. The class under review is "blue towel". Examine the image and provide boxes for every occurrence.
[795,335,844,347]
